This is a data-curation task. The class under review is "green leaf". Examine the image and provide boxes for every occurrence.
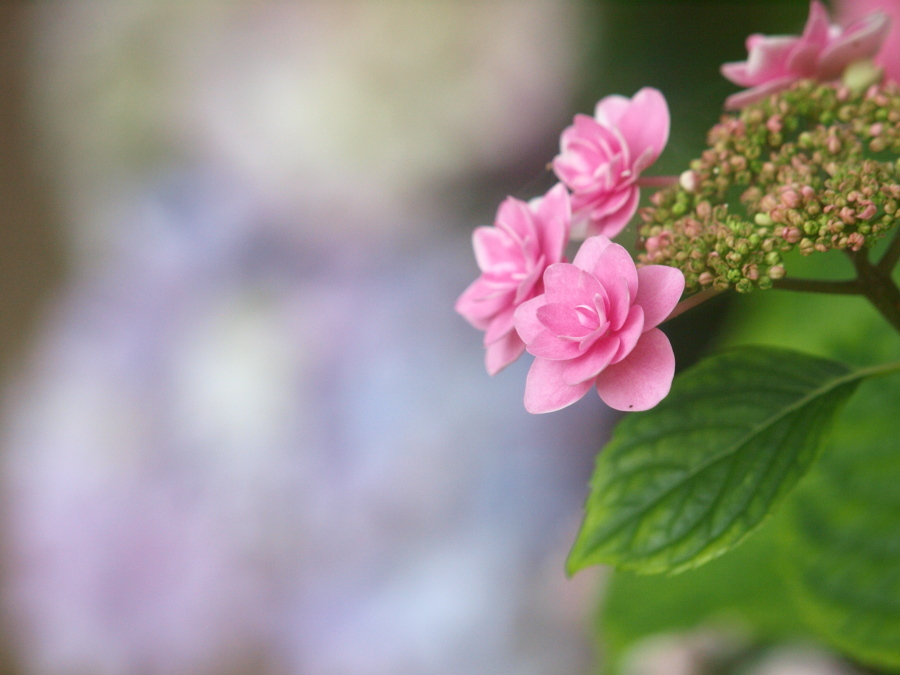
[780,374,900,670]
[568,346,874,576]
[600,517,809,673]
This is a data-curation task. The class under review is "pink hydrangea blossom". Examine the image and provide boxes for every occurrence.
[552,88,670,240]
[838,0,900,83]
[456,183,571,375]
[513,236,684,413]
[722,0,891,109]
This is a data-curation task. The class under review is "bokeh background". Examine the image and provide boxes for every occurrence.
[0,1,894,673]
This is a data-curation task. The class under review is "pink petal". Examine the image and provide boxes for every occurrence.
[525,330,583,360]
[574,184,635,220]
[612,88,670,164]
[726,36,797,86]
[818,10,891,80]
[472,226,513,271]
[542,263,605,306]
[720,61,752,87]
[524,357,594,414]
[587,240,639,302]
[785,40,821,77]
[563,334,619,385]
[724,75,798,110]
[514,294,548,344]
[595,327,675,411]
[594,94,632,127]
[513,253,545,305]
[536,302,601,339]
[571,235,613,273]
[802,1,832,47]
[494,196,535,243]
[611,305,645,364]
[485,331,526,376]
[484,306,516,345]
[635,265,686,329]
[585,187,640,238]
[534,183,571,263]
[455,279,514,329]
[605,276,631,332]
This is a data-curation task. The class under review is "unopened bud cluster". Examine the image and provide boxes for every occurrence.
[638,80,900,293]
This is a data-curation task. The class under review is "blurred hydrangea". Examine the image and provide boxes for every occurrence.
[2,175,608,674]
[27,0,582,263]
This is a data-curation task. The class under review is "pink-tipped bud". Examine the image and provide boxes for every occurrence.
[839,206,856,225]
[827,136,842,154]
[766,115,783,134]
[869,123,884,137]
[781,226,803,243]
[858,203,877,221]
[698,272,714,286]
[780,190,800,209]
[800,185,815,201]
[683,218,702,238]
[768,265,785,279]
[847,232,866,251]
[742,263,759,280]
[679,170,699,193]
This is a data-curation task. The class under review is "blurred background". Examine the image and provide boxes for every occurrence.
[0,1,891,674]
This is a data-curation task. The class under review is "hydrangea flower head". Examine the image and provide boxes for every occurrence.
[552,88,670,239]
[513,236,684,413]
[722,0,891,109]
[456,183,571,375]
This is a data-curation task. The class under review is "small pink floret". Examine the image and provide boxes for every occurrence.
[552,88,670,239]
[456,183,571,375]
[513,236,685,413]
[722,1,891,109]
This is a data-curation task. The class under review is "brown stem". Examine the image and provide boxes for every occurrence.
[636,175,679,188]
[876,226,900,275]
[847,248,900,333]
[772,277,863,295]
[663,288,723,323]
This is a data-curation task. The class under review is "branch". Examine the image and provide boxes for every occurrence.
[636,175,679,188]
[664,288,723,322]
[876,226,900,275]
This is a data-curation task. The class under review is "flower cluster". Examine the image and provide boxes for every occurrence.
[638,79,900,294]
[457,0,900,414]
[457,88,680,412]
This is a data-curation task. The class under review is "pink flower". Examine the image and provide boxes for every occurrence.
[838,0,900,83]
[552,88,670,240]
[513,236,684,413]
[456,183,571,375]
[722,0,891,109]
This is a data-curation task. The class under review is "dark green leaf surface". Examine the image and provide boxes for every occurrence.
[568,346,865,575]
[780,374,900,670]
[600,518,808,673]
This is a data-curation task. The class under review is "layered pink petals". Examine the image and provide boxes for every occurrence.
[552,88,669,239]
[514,236,685,414]
[838,0,900,83]
[722,1,891,109]
[456,184,571,375]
